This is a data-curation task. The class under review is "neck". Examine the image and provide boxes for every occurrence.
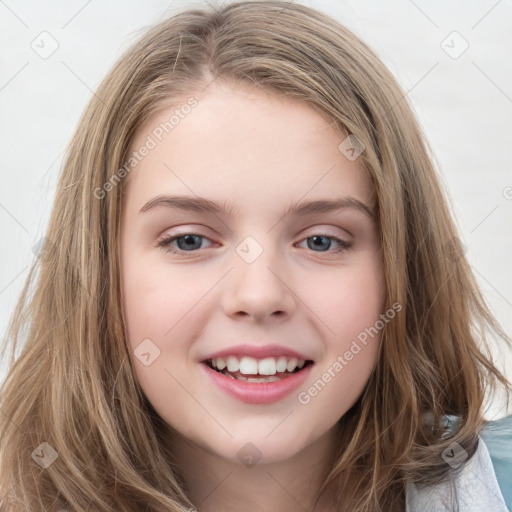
[170,427,340,512]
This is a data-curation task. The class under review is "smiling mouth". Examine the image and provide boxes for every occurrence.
[204,359,314,383]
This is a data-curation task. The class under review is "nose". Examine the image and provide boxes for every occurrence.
[221,242,297,323]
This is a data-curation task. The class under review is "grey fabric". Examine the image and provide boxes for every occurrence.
[405,437,508,511]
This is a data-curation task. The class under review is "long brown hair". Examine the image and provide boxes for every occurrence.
[1,1,510,510]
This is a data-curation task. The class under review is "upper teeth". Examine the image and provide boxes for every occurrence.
[210,356,306,375]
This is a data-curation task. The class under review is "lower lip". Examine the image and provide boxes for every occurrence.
[201,362,314,404]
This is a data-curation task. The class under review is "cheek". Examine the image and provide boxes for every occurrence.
[120,250,214,401]
[302,260,385,342]
[304,264,384,416]
[121,257,204,429]
[122,254,208,346]
[296,271,384,422]
[295,258,384,407]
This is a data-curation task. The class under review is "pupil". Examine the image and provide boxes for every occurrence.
[178,234,201,251]
[309,235,330,252]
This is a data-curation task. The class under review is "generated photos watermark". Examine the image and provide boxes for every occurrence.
[297,302,402,405]
[93,97,198,199]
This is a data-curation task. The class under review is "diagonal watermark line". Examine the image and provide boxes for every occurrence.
[471,61,512,104]
[61,0,92,29]
[163,267,234,337]
[483,400,511,421]
[380,62,439,121]
[459,462,509,509]
[0,0,29,28]
[471,265,512,309]
[195,470,234,507]
[41,149,67,181]
[408,0,439,29]
[412,62,441,89]
[265,409,294,438]
[199,74,218,95]
[471,0,503,30]
[163,367,234,437]
[0,406,22,432]
[267,163,337,234]
[28,198,130,339]
[163,163,233,234]
[203,0,229,14]
[0,265,28,296]
[265,471,309,512]
[0,61,29,92]
[265,266,337,335]
[469,204,499,233]
[0,202,29,233]
[267,0,297,27]
[61,60,106,106]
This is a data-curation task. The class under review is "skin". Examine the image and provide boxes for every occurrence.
[120,81,386,511]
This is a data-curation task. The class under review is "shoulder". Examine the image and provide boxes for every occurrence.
[405,435,510,511]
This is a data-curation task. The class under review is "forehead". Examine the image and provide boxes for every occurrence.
[123,82,375,215]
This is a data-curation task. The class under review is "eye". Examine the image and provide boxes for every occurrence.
[295,234,352,253]
[158,233,213,254]
[157,232,352,256]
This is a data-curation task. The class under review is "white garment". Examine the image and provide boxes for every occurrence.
[405,437,509,511]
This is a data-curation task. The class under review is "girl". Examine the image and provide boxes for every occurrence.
[1,1,511,510]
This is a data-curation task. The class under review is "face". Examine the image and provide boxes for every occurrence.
[120,82,385,466]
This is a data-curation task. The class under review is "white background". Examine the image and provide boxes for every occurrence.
[1,0,511,418]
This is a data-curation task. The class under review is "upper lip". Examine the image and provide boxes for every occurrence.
[202,344,314,362]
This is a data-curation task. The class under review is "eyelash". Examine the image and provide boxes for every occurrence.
[157,231,352,256]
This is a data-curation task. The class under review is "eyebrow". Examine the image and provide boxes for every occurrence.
[139,194,374,219]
